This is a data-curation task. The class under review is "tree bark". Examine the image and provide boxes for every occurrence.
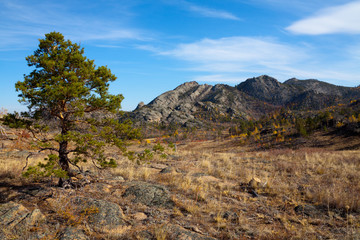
[58,140,71,187]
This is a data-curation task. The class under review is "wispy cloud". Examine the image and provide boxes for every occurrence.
[286,1,360,35]
[238,0,347,14]
[0,0,147,50]
[163,0,240,20]
[153,36,360,85]
[187,4,240,20]
[161,36,307,72]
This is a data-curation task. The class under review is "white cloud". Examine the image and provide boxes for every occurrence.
[161,36,307,71]
[0,1,147,50]
[287,1,360,35]
[154,36,360,85]
[239,0,347,14]
[135,44,161,52]
[187,5,240,21]
[163,0,240,20]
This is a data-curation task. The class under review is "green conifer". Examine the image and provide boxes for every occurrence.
[16,32,139,186]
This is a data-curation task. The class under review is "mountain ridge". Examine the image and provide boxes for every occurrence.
[128,75,360,126]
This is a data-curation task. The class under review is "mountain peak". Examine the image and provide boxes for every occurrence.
[128,76,360,126]
[174,81,199,90]
[237,75,282,90]
[248,75,280,84]
[235,75,284,104]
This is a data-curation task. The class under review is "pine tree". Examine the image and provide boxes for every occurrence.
[16,32,139,186]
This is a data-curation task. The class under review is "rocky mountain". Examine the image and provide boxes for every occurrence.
[129,75,360,126]
[237,75,358,108]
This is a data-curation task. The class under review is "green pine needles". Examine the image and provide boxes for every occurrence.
[16,32,140,186]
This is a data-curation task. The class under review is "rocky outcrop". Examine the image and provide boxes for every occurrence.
[237,75,359,109]
[128,75,360,126]
[129,80,270,126]
[132,81,214,125]
[166,224,217,240]
[123,181,174,208]
[72,197,127,232]
[0,202,46,240]
[236,75,293,105]
[59,226,89,240]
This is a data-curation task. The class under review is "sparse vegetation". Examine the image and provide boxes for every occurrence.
[1,37,360,239]
[2,120,360,239]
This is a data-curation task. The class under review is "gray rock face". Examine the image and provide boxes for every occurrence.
[129,75,360,126]
[238,75,359,109]
[123,181,174,208]
[0,202,46,240]
[73,197,127,232]
[133,81,214,125]
[131,75,360,126]
[130,81,263,126]
[166,224,217,240]
[237,75,294,105]
[59,227,89,240]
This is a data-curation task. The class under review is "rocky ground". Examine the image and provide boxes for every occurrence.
[1,134,360,239]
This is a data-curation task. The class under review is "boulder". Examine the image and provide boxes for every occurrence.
[248,177,262,189]
[0,202,46,239]
[294,204,321,217]
[123,181,174,208]
[150,163,168,170]
[59,226,89,240]
[72,197,127,232]
[166,224,217,240]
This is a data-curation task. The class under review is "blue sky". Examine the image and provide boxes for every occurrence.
[1,0,360,112]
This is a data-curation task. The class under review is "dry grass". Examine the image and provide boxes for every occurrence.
[1,137,360,239]
[109,139,360,238]
[153,140,360,239]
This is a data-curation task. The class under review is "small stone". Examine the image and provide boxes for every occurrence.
[294,204,320,217]
[113,176,125,181]
[133,212,147,221]
[187,226,203,234]
[150,163,168,170]
[160,167,175,174]
[248,177,261,189]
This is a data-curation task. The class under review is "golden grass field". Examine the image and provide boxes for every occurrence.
[0,131,360,239]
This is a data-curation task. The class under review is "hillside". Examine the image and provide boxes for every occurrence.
[1,75,360,239]
[129,75,360,127]
[1,130,359,239]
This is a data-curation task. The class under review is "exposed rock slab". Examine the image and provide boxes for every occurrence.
[0,202,46,239]
[72,197,127,232]
[128,75,360,126]
[59,226,89,240]
[123,181,174,208]
[166,224,217,240]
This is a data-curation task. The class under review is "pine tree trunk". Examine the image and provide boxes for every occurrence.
[58,140,71,187]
